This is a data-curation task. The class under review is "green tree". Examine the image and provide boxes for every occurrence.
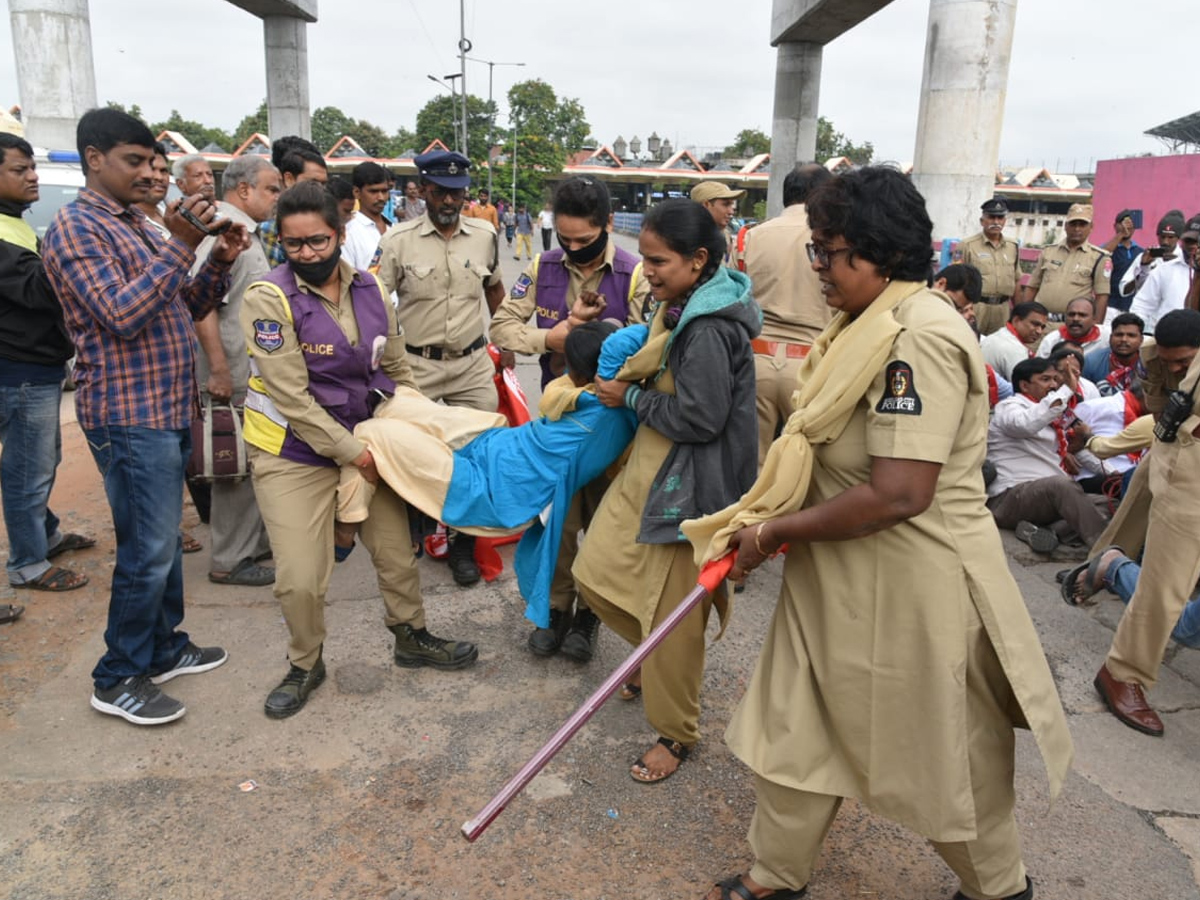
[414,93,494,162]
[489,131,563,210]
[311,106,357,155]
[231,100,269,150]
[104,100,144,122]
[507,79,589,154]
[816,116,873,165]
[723,128,771,158]
[149,109,233,153]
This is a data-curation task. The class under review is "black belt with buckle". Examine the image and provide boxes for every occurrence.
[406,335,487,361]
[980,295,1010,305]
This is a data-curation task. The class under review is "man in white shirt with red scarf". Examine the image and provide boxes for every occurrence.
[981,300,1048,380]
[985,356,1111,555]
[1038,296,1108,357]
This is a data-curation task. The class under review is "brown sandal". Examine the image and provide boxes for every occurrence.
[13,565,89,592]
[618,682,642,701]
[630,736,691,784]
[46,533,95,559]
[181,531,203,553]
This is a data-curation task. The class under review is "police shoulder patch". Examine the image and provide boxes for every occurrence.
[253,319,284,353]
[510,272,533,299]
[876,361,922,415]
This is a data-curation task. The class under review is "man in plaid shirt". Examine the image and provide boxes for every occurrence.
[42,108,250,726]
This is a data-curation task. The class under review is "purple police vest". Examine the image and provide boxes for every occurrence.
[264,265,395,467]
[533,246,638,388]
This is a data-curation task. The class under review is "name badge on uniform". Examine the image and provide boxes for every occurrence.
[511,273,533,299]
[876,361,923,415]
[254,319,284,353]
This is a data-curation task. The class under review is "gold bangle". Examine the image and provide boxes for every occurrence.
[754,522,771,557]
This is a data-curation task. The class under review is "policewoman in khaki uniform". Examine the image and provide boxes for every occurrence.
[489,176,649,660]
[684,168,1071,900]
[375,150,506,585]
[957,196,1021,336]
[241,182,478,720]
[1025,203,1111,320]
[740,163,833,468]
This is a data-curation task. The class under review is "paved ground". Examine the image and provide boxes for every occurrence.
[2,232,1198,899]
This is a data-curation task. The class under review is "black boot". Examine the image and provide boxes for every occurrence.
[448,533,480,586]
[390,623,479,670]
[560,608,600,663]
[264,652,326,719]
[527,608,572,657]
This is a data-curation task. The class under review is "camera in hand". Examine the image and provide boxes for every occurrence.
[1154,386,1196,443]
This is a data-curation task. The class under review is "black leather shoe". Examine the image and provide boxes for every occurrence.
[264,658,326,719]
[448,533,480,586]
[954,875,1033,900]
[560,608,600,663]
[390,623,478,670]
[528,608,572,657]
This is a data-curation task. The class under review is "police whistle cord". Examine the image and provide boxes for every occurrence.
[460,550,737,842]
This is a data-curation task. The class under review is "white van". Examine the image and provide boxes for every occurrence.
[25,150,86,239]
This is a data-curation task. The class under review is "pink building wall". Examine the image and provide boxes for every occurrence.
[1092,154,1200,243]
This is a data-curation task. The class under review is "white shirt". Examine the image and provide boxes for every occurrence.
[342,211,387,271]
[980,326,1034,381]
[538,208,554,230]
[1038,323,1109,358]
[1117,250,1173,299]
[986,385,1075,496]
[1131,254,1193,335]
[1073,393,1138,478]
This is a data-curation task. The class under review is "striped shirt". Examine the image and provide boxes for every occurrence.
[42,187,231,430]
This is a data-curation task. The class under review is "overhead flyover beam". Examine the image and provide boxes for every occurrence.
[225,0,317,142]
[771,0,895,47]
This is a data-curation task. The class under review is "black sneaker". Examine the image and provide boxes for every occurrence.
[528,608,572,657]
[264,659,326,719]
[390,623,478,670]
[91,675,186,725]
[151,642,229,685]
[448,533,480,586]
[560,608,600,663]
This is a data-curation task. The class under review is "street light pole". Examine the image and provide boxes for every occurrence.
[427,73,463,152]
[466,57,525,197]
[458,0,470,160]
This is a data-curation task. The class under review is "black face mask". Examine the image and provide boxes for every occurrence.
[290,247,341,285]
[559,229,608,266]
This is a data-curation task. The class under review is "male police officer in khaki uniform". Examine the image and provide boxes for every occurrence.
[956,197,1021,336]
[1025,203,1111,320]
[376,150,506,586]
[741,162,832,467]
[691,181,745,268]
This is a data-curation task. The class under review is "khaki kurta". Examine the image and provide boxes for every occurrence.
[725,290,1073,842]
[742,204,831,346]
[958,232,1021,300]
[1027,240,1110,314]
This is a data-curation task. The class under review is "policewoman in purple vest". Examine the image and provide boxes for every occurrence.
[490,176,651,662]
[240,182,478,719]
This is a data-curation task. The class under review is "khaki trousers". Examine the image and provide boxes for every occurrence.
[754,349,806,470]
[514,232,533,259]
[576,542,718,746]
[250,447,423,670]
[548,475,610,613]
[1106,433,1200,686]
[408,348,497,412]
[974,300,1011,337]
[1091,458,1151,559]
[747,605,1027,900]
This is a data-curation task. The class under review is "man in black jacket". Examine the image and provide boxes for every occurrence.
[0,133,93,605]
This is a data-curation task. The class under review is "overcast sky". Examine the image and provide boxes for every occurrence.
[1,0,1191,170]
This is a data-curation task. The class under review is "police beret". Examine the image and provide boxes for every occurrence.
[414,150,471,189]
[980,197,1008,215]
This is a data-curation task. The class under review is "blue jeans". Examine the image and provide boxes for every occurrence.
[1108,556,1200,649]
[0,381,64,583]
[82,425,190,689]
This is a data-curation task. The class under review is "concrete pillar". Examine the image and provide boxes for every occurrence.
[9,0,98,149]
[263,15,311,142]
[911,0,1018,242]
[767,41,822,219]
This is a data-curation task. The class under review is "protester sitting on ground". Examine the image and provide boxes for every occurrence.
[682,165,1070,900]
[1083,311,1144,395]
[935,262,1013,406]
[240,182,478,721]
[1063,547,1200,650]
[980,300,1048,380]
[986,356,1110,555]
[574,198,761,785]
[338,319,643,629]
[1038,296,1108,357]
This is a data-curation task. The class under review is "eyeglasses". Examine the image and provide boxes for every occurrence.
[805,243,852,268]
[281,234,334,254]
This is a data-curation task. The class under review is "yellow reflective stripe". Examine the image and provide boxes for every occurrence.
[0,214,38,254]
[246,280,295,324]
[242,378,287,455]
[628,261,643,304]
